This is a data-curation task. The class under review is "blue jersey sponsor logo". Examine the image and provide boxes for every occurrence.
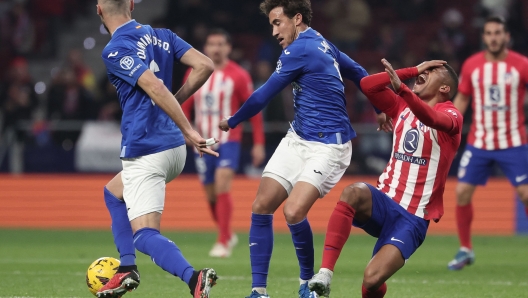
[489,85,501,102]
[394,152,427,166]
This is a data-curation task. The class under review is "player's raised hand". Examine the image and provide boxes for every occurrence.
[416,60,447,74]
[376,112,393,133]
[186,130,219,157]
[382,59,402,92]
[219,117,231,132]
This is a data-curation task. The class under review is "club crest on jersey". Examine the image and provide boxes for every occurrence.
[489,85,501,102]
[403,128,420,154]
[418,121,430,133]
[275,59,282,74]
[120,56,134,70]
[504,72,513,85]
[205,93,214,107]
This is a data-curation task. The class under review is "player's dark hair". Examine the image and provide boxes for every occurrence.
[207,28,232,44]
[483,16,509,32]
[443,63,459,100]
[259,0,312,26]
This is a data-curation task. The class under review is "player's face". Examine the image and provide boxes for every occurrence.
[204,34,231,65]
[268,7,297,49]
[482,22,510,56]
[412,66,449,99]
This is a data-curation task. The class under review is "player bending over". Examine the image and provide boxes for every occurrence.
[95,1,218,297]
[448,16,528,270]
[308,59,462,297]
[219,1,387,297]
[182,29,266,258]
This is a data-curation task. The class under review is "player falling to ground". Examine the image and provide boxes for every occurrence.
[182,29,266,258]
[448,16,528,270]
[95,1,219,297]
[308,59,462,298]
[219,1,389,297]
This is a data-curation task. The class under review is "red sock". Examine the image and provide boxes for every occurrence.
[456,203,473,249]
[215,192,233,245]
[362,283,387,298]
[321,201,355,271]
[525,206,528,218]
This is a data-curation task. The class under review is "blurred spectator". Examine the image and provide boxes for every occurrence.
[390,0,435,21]
[376,24,405,62]
[47,67,95,143]
[66,49,96,93]
[97,77,122,122]
[253,60,286,122]
[0,57,38,132]
[438,8,469,62]
[323,0,371,53]
[8,1,35,56]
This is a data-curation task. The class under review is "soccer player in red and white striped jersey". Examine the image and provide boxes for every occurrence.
[309,59,462,298]
[448,16,528,270]
[182,29,265,258]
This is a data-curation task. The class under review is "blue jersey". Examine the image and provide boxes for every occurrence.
[228,28,368,144]
[102,20,192,158]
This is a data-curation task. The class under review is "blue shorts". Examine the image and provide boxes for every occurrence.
[194,142,241,185]
[457,144,528,186]
[352,184,429,260]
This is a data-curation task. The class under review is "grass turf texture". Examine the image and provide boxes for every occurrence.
[0,230,526,297]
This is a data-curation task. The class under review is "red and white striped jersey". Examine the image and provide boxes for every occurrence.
[378,101,463,222]
[459,51,528,150]
[182,61,265,146]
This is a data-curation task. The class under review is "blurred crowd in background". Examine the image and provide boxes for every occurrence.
[1,0,528,174]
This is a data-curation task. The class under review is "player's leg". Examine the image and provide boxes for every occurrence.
[361,245,404,298]
[283,181,319,297]
[289,139,352,298]
[496,145,528,215]
[195,154,217,224]
[309,183,373,297]
[126,146,217,298]
[449,145,491,270]
[247,176,289,297]
[98,172,140,298]
[210,142,241,257]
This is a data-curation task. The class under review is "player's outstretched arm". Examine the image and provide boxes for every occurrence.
[138,69,218,157]
[220,75,290,131]
[383,59,459,135]
[174,48,214,104]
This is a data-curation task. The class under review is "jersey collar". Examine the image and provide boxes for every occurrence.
[112,19,136,37]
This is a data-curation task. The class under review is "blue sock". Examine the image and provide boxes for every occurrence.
[133,227,195,284]
[250,213,274,288]
[104,187,135,266]
[288,218,314,280]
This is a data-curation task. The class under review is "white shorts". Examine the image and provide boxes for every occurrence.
[121,145,186,221]
[262,131,352,198]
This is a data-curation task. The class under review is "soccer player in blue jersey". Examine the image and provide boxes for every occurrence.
[219,1,387,297]
[95,1,219,297]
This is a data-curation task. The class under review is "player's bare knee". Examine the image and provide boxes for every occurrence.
[455,183,474,206]
[283,205,306,224]
[252,197,275,214]
[340,183,368,209]
[516,186,528,205]
[362,270,384,291]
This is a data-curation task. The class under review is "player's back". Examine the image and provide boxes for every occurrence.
[460,50,528,150]
[280,28,355,144]
[102,20,191,158]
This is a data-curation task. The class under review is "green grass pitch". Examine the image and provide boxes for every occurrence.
[0,229,527,297]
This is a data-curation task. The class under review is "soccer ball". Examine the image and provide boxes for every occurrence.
[86,257,120,296]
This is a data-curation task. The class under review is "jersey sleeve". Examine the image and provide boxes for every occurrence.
[457,60,472,96]
[437,106,463,137]
[102,44,148,86]
[169,31,192,61]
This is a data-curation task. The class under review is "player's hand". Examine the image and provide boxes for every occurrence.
[382,58,402,92]
[219,117,231,132]
[376,112,393,133]
[251,144,266,167]
[185,130,219,157]
[416,60,447,74]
